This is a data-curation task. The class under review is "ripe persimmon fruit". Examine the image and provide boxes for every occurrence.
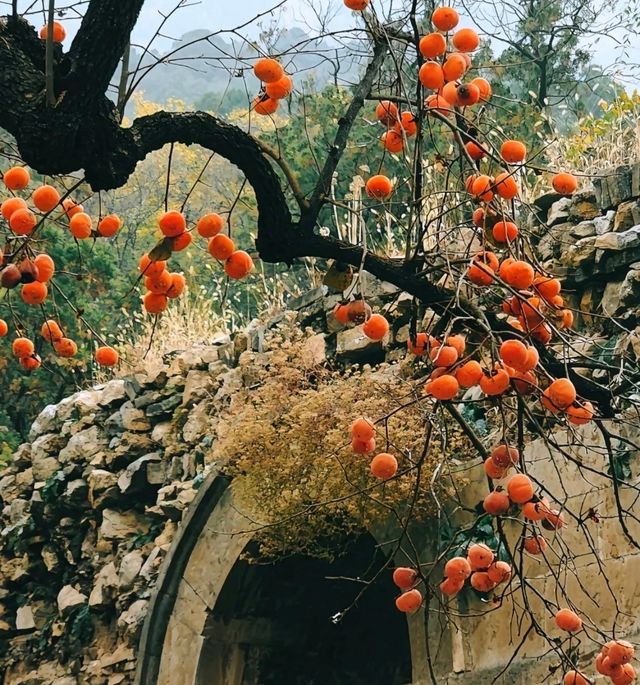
[12,337,34,358]
[253,57,284,83]
[225,250,253,279]
[524,534,547,555]
[393,567,417,589]
[471,175,494,202]
[491,444,519,467]
[0,319,7,337]
[567,401,594,425]
[507,474,534,504]
[419,61,445,90]
[69,212,93,239]
[381,130,404,153]
[97,214,122,238]
[494,172,519,199]
[465,141,487,160]
[419,32,447,59]
[484,456,506,480]
[95,346,119,367]
[265,74,293,99]
[500,140,526,163]
[21,281,47,305]
[443,53,467,82]
[143,292,168,314]
[483,489,510,515]
[253,96,279,116]
[39,20,66,42]
[145,271,172,294]
[395,588,423,613]
[158,210,186,237]
[425,374,459,400]
[395,111,417,136]
[363,313,389,340]
[492,221,519,244]
[54,338,78,358]
[365,175,394,199]
[480,367,510,395]
[452,27,479,52]
[547,378,576,409]
[3,166,30,190]
[171,231,192,252]
[430,344,458,367]
[471,77,491,101]
[563,671,588,685]
[457,82,480,106]
[344,0,370,8]
[407,332,430,355]
[197,213,224,238]
[139,254,166,277]
[32,185,61,212]
[467,543,494,570]
[1,196,27,220]
[552,172,578,195]
[375,100,399,126]
[487,560,511,584]
[555,608,582,633]
[20,355,41,371]
[431,6,459,31]
[208,234,236,260]
[370,452,398,479]
[166,273,186,299]
[9,208,37,235]
[500,339,528,370]
[444,556,472,580]
[41,320,63,343]
[470,571,497,593]
[62,198,83,218]
[440,576,465,597]
[351,417,375,441]
[504,260,535,289]
[352,436,376,454]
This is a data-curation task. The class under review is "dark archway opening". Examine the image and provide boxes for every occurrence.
[196,534,413,684]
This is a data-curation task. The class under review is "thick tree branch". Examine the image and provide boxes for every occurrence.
[64,0,145,99]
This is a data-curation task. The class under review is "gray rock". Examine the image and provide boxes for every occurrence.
[120,401,152,432]
[41,545,59,573]
[613,199,640,232]
[569,221,597,239]
[99,380,127,407]
[150,421,172,444]
[601,270,640,316]
[88,562,118,607]
[28,404,59,440]
[117,599,148,637]
[15,606,35,631]
[118,550,144,590]
[336,326,386,363]
[56,585,87,614]
[564,236,597,268]
[182,370,214,406]
[547,197,572,226]
[58,426,107,464]
[31,434,65,481]
[117,453,162,494]
[65,479,88,502]
[594,226,640,251]
[133,391,162,409]
[99,509,150,541]
[145,394,181,419]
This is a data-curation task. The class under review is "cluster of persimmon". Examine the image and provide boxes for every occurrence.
[350,417,399,478]
[141,209,252,313]
[440,543,511,596]
[333,299,390,341]
[251,57,294,116]
[555,612,636,684]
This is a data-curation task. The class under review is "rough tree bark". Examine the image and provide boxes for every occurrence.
[0,3,616,413]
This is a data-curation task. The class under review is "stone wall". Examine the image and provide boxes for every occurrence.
[2,175,640,684]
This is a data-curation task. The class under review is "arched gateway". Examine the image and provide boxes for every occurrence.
[135,475,416,685]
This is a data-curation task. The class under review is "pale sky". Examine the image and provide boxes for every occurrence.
[3,0,639,85]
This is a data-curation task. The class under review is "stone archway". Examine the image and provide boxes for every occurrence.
[134,473,416,685]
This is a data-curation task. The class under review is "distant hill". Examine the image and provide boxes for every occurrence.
[127,27,360,112]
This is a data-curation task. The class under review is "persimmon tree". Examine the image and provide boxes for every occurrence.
[1,1,640,684]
